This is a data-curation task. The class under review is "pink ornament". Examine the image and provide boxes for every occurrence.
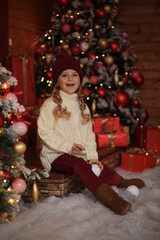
[61,24,71,34]
[13,122,28,136]
[80,42,89,52]
[90,76,98,85]
[131,69,140,79]
[11,178,27,194]
[5,92,18,101]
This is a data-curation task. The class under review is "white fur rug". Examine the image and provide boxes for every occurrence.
[1,167,160,240]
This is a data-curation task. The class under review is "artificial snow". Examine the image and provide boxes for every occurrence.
[1,166,160,240]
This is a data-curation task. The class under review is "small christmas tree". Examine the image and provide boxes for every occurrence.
[0,65,28,223]
[35,0,147,133]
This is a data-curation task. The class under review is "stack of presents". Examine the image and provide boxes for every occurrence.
[6,55,160,202]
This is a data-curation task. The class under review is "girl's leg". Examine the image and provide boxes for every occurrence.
[98,165,122,187]
[51,154,104,193]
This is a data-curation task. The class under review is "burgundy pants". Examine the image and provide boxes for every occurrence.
[51,154,122,194]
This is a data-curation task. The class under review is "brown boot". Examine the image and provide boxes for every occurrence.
[94,184,131,215]
[118,178,145,189]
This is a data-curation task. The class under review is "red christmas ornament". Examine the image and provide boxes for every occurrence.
[134,98,140,108]
[61,24,71,34]
[73,24,80,32]
[88,53,96,60]
[45,70,53,79]
[97,87,106,98]
[133,74,144,86]
[8,113,17,125]
[96,7,107,19]
[35,44,45,56]
[71,45,81,55]
[123,49,131,56]
[90,76,98,85]
[0,112,5,128]
[83,87,91,97]
[110,41,119,53]
[131,69,139,79]
[122,74,128,85]
[115,91,129,108]
[142,109,149,123]
[57,0,69,8]
[83,0,91,10]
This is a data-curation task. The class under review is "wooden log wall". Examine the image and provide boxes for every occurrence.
[8,0,160,125]
[8,0,56,56]
[120,0,160,125]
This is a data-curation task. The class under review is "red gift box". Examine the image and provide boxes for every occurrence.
[91,117,120,134]
[121,152,155,172]
[8,55,36,106]
[96,132,128,148]
[135,126,160,155]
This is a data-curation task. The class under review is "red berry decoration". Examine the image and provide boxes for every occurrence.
[122,74,128,85]
[90,76,98,85]
[115,91,129,108]
[131,69,139,79]
[110,41,119,53]
[96,7,107,19]
[134,98,140,108]
[61,24,71,34]
[97,87,106,98]
[88,53,96,60]
[0,112,5,128]
[45,70,53,79]
[35,44,45,56]
[57,0,69,8]
[133,74,144,86]
[71,45,81,55]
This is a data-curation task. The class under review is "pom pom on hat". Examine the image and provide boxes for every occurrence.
[52,51,83,87]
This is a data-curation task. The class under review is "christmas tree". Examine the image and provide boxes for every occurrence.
[0,65,28,223]
[35,0,147,133]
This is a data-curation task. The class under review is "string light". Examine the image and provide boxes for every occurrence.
[96,56,99,59]
[41,77,44,82]
[108,86,111,89]
[86,97,90,100]
[100,83,103,87]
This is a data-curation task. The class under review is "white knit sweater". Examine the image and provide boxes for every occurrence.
[37,90,98,171]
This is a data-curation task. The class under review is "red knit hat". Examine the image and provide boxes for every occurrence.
[52,51,83,87]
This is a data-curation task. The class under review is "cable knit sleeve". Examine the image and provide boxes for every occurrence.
[37,98,74,154]
[83,106,98,160]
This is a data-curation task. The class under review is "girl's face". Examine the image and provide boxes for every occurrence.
[57,69,80,94]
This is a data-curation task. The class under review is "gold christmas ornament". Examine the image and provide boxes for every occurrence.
[114,69,119,86]
[94,24,101,31]
[32,180,39,203]
[91,99,96,115]
[104,55,114,65]
[0,128,3,135]
[14,141,26,155]
[63,44,69,50]
[104,5,111,13]
[98,38,108,50]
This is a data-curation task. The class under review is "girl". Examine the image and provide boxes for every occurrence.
[38,52,145,215]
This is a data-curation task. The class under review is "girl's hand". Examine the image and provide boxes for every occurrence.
[89,159,104,171]
[69,143,85,155]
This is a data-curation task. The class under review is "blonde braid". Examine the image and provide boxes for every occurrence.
[78,87,90,124]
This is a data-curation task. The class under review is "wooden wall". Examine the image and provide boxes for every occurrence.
[8,0,160,125]
[8,0,56,56]
[120,0,160,125]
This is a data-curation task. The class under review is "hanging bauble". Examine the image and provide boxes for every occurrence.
[133,74,144,86]
[90,76,98,85]
[97,87,106,98]
[134,98,140,108]
[96,7,107,19]
[98,38,108,50]
[13,122,28,136]
[131,69,139,79]
[83,0,91,10]
[14,141,26,155]
[45,70,53,79]
[80,42,89,52]
[104,4,111,13]
[0,128,3,135]
[35,44,45,56]
[121,32,128,39]
[114,91,129,108]
[71,45,81,55]
[88,53,96,60]
[0,112,5,128]
[114,69,119,86]
[61,24,71,34]
[73,24,80,32]
[142,109,149,123]
[11,177,27,194]
[46,53,53,64]
[91,99,96,115]
[94,24,101,31]
[123,49,131,56]
[110,41,120,53]
[83,87,91,97]
[57,0,69,8]
[104,55,114,65]
[8,113,17,125]
[5,92,18,101]
[32,180,39,203]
